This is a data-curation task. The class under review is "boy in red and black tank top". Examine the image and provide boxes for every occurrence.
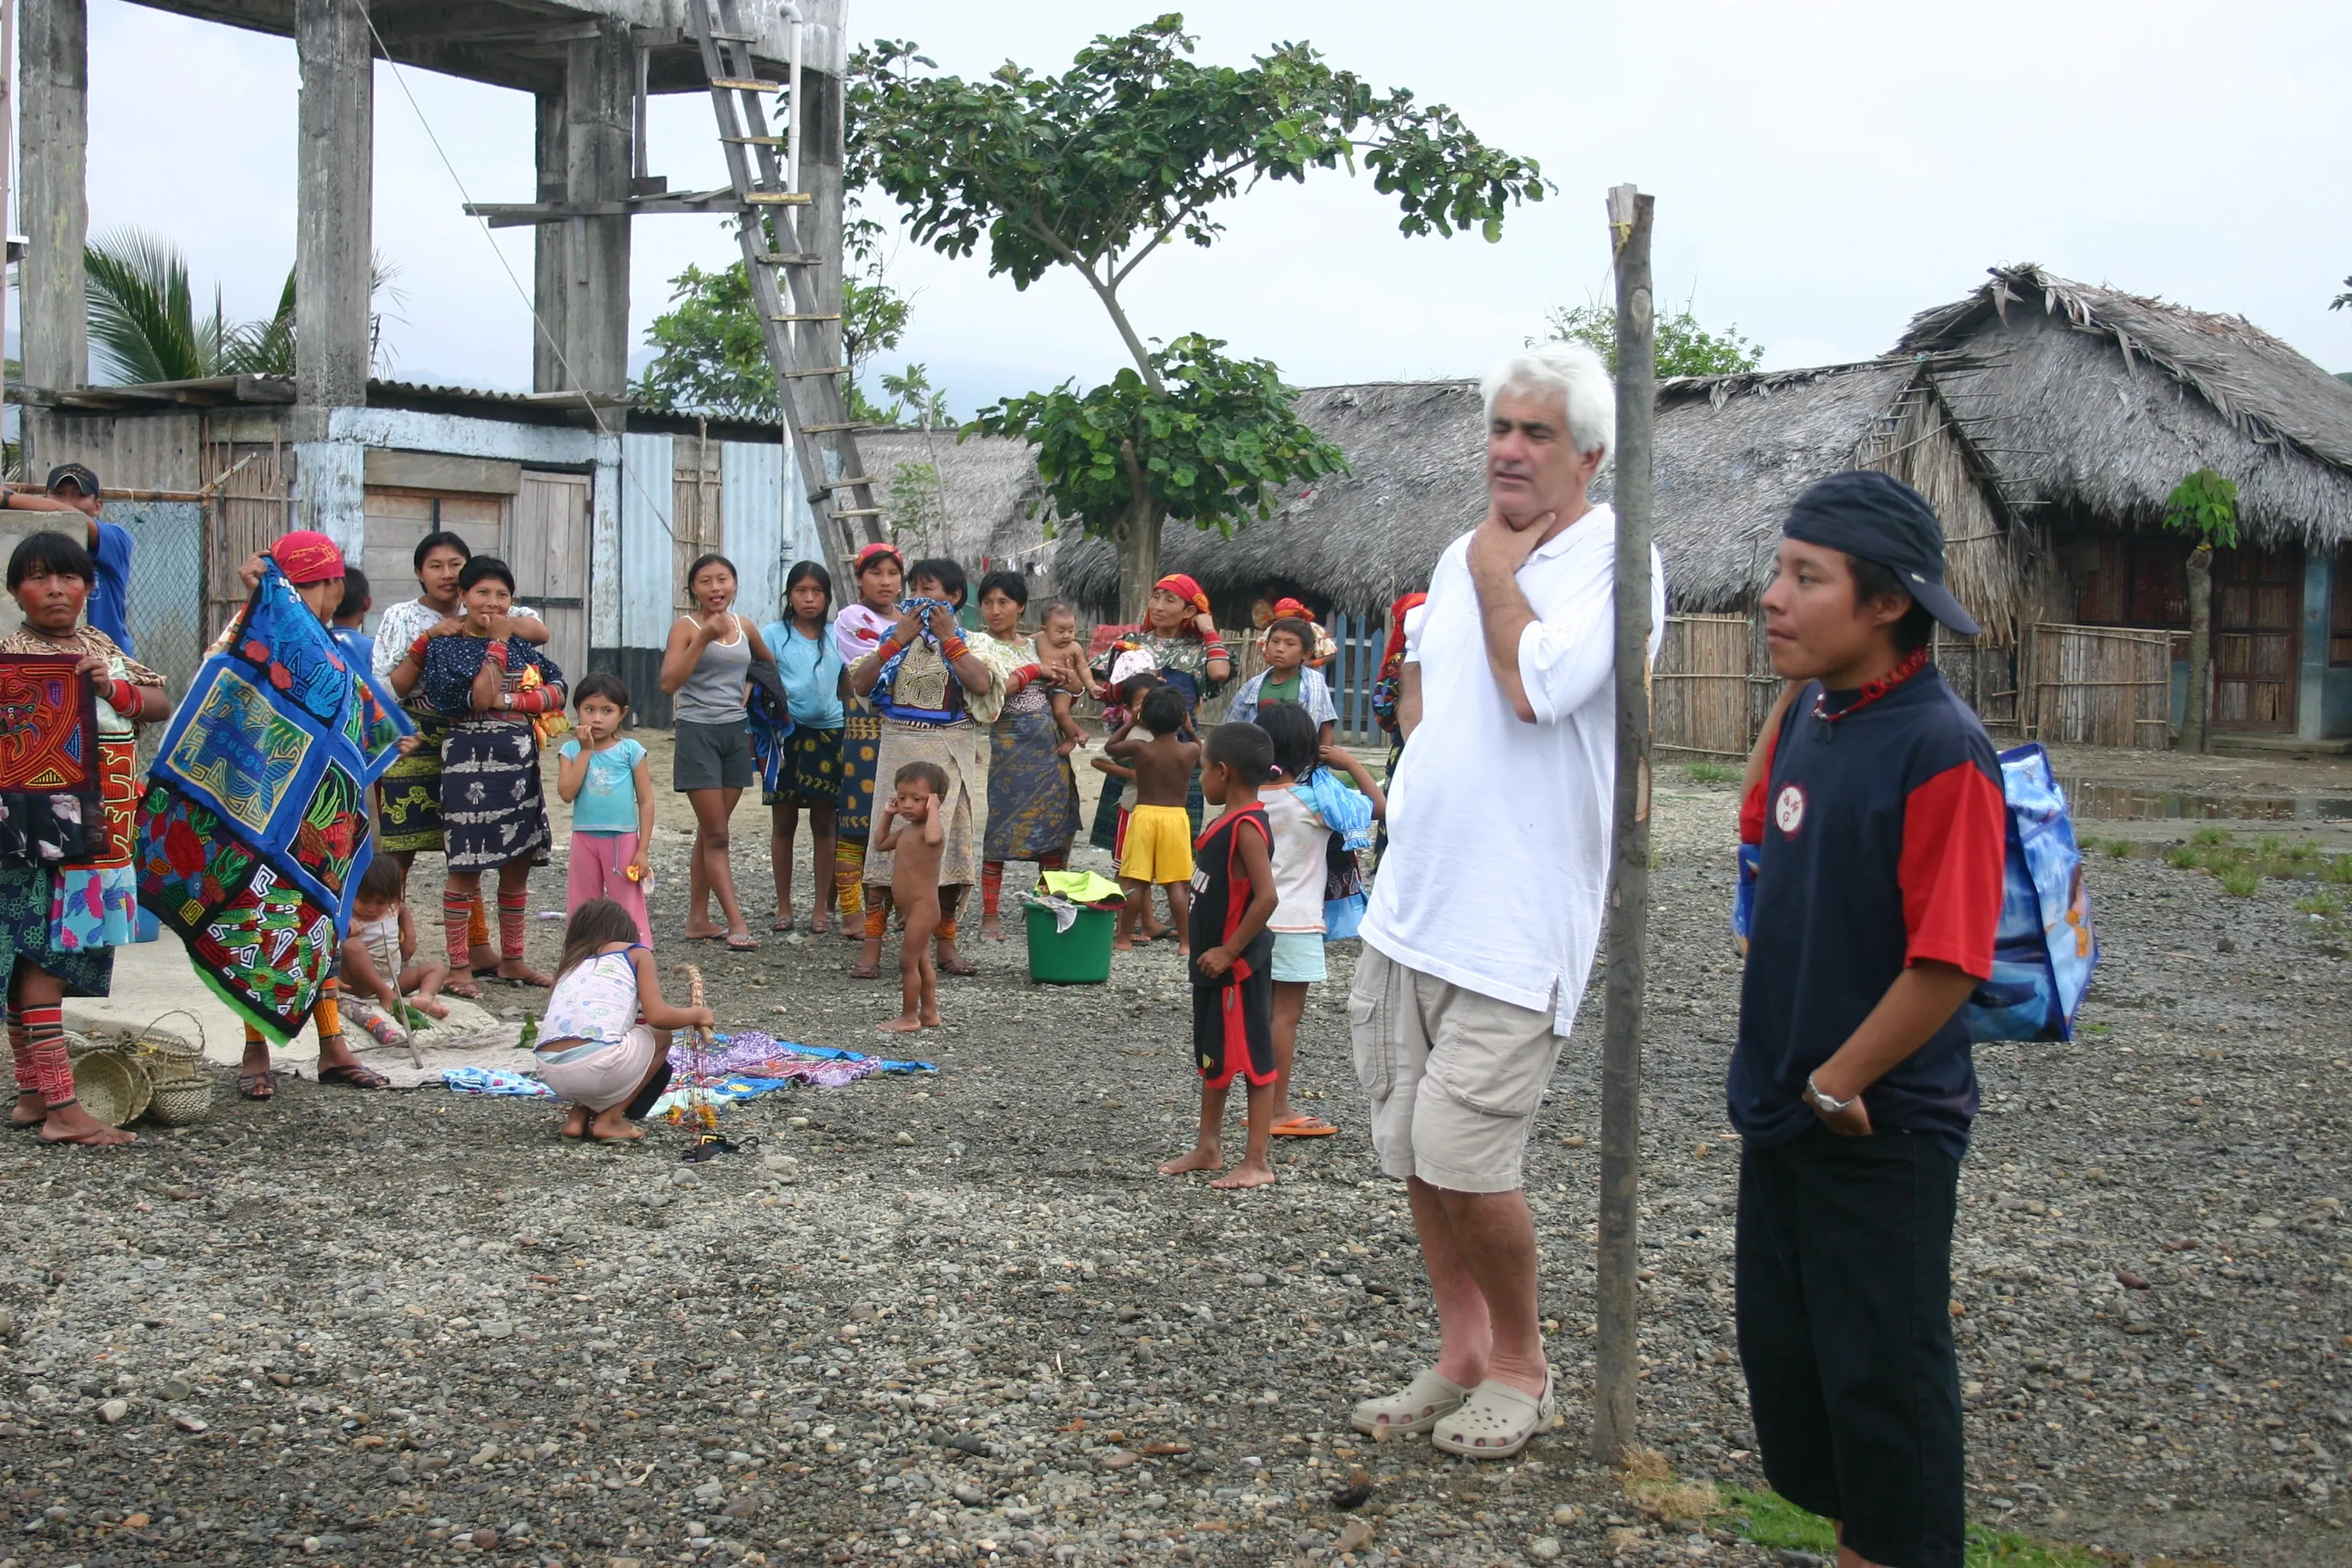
[1730,472,2006,1568]
[1156,724,1282,1190]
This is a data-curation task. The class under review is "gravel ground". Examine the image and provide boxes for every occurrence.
[2,754,2347,1568]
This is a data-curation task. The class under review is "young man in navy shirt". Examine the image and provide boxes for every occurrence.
[1730,469,2006,1568]
[0,463,133,652]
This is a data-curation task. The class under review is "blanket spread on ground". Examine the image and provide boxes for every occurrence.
[136,562,410,1042]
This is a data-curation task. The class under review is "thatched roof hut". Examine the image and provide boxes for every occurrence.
[1054,381,1491,621]
[1898,263,2352,548]
[855,426,1059,576]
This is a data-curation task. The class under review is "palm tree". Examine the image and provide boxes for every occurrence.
[83,228,229,383]
[81,228,402,385]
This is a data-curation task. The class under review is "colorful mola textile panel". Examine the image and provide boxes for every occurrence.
[136,561,410,1040]
[0,653,99,793]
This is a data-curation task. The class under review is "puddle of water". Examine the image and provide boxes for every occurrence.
[2056,779,2352,822]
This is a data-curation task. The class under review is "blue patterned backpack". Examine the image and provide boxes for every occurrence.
[1733,741,2099,1043]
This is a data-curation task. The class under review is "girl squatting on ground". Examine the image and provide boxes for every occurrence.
[534,898,714,1142]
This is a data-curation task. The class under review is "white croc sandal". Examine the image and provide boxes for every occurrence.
[1430,1370,1556,1459]
[1349,1368,1468,1439]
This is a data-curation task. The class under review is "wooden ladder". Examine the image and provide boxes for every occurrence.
[683,0,884,591]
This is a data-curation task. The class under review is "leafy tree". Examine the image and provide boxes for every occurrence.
[2163,466,2239,755]
[849,16,1547,617]
[636,218,909,425]
[880,362,949,430]
[2332,274,2350,311]
[889,459,946,554]
[1542,294,1763,377]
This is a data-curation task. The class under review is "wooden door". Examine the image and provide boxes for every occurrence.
[360,487,508,629]
[2211,544,2301,731]
[511,472,592,688]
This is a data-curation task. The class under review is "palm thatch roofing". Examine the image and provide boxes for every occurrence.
[857,426,1058,573]
[1900,264,2352,547]
[1057,263,2352,618]
[1054,381,1492,619]
[1054,368,1946,618]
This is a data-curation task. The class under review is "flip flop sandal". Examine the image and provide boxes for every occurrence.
[938,958,979,977]
[1270,1115,1338,1138]
[316,1063,394,1090]
[1349,1368,1468,1439]
[1430,1371,1556,1459]
[725,935,762,952]
[848,963,882,980]
[238,1070,277,1101]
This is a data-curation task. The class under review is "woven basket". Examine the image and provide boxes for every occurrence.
[70,1048,152,1129]
[145,1072,214,1127]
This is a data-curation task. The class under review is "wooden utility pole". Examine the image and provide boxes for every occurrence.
[1592,182,1656,1465]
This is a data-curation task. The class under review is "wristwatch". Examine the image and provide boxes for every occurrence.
[1803,1072,1857,1116]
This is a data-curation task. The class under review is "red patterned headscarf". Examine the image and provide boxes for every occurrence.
[1270,596,1315,624]
[1380,591,1428,679]
[1153,573,1210,622]
[854,542,905,576]
[270,530,347,586]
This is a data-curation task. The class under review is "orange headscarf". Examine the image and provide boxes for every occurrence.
[1154,573,1209,619]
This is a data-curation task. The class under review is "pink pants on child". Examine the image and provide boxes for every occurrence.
[568,831,652,945]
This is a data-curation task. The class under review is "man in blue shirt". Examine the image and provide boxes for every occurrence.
[1,463,133,652]
[331,566,377,672]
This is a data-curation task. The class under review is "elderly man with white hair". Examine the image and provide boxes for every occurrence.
[1347,341,1664,1459]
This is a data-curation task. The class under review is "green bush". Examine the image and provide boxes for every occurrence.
[2165,844,2203,871]
[2219,864,2263,898]
[2191,826,2232,848]
[2323,855,2352,884]
[1726,1491,2108,1566]
[1682,761,1737,786]
[2099,838,2135,859]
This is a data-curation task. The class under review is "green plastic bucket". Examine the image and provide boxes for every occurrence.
[1024,903,1116,985]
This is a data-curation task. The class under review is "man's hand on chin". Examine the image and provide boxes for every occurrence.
[1470,508,1554,579]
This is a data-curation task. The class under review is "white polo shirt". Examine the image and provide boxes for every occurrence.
[1363,505,1664,1034]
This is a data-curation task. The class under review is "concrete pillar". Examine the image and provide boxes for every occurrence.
[20,0,89,416]
[556,22,632,396]
[293,0,374,429]
[531,90,570,394]
[799,64,844,377]
[802,1,848,377]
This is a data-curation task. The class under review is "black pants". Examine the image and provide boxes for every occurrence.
[1736,1125,1965,1568]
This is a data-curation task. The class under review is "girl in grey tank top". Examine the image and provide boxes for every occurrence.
[674,615,751,724]
[659,553,776,949]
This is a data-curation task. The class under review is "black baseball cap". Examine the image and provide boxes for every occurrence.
[45,462,100,499]
[1781,469,1979,638]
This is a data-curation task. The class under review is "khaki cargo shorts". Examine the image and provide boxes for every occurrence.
[1348,946,1564,1194]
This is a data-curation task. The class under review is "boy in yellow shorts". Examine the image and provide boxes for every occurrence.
[1108,685,1200,952]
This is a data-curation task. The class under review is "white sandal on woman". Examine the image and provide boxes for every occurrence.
[1430,1369,1556,1459]
[1349,1368,1468,1439]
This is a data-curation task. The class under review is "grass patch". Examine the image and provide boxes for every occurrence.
[2190,825,2232,847]
[1723,1488,1834,1552]
[1618,1447,1720,1524]
[2164,844,2204,871]
[2283,838,2323,862]
[2296,891,2341,916]
[2097,838,2135,859]
[1724,1491,2109,1567]
[2323,854,2352,884]
[2219,864,2264,898]
[1681,761,1738,786]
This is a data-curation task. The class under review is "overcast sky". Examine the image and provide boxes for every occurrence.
[55,0,2352,413]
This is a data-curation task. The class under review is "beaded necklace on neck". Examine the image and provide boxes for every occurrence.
[1811,645,1929,726]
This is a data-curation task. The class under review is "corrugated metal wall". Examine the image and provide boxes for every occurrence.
[720,440,785,626]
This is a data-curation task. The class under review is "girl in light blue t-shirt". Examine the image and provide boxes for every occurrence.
[557,671,655,945]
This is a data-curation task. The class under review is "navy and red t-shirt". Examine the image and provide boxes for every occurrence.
[1728,662,2006,1161]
